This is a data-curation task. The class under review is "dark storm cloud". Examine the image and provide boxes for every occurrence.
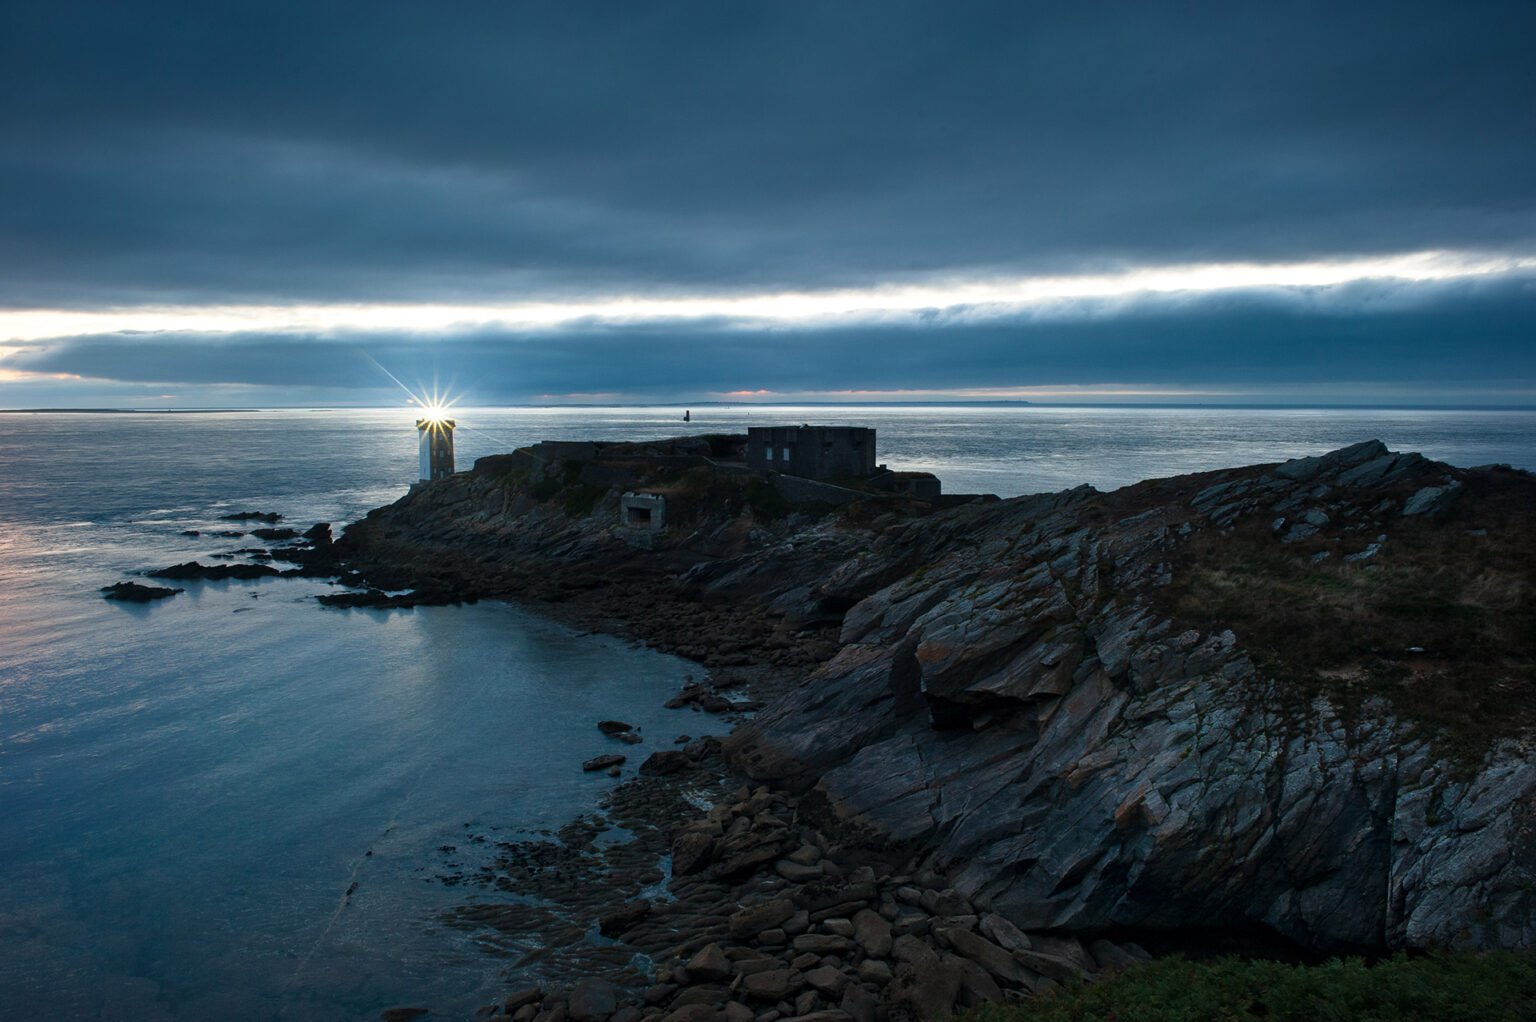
[1,1,1534,307]
[13,278,1534,398]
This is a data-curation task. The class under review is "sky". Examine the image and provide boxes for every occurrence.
[1,1,1533,408]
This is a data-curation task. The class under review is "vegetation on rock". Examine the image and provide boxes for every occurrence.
[971,951,1536,1022]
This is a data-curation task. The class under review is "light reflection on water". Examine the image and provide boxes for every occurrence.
[0,405,1530,1019]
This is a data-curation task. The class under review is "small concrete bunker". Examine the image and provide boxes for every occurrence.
[620,492,666,531]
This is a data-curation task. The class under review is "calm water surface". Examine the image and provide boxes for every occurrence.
[0,405,1530,1019]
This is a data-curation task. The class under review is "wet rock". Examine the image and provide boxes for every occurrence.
[640,751,691,776]
[147,561,281,581]
[672,830,718,876]
[569,978,618,1022]
[599,900,651,937]
[380,1009,430,1022]
[101,581,183,602]
[219,510,282,523]
[506,987,546,1013]
[598,720,635,735]
[251,527,300,541]
[583,754,626,772]
[685,737,723,760]
[723,1003,754,1022]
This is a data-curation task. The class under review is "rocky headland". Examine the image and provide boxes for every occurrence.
[325,436,1532,1021]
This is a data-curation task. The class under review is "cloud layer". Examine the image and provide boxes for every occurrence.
[0,2,1533,403]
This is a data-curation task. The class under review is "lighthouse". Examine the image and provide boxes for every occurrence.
[416,416,456,482]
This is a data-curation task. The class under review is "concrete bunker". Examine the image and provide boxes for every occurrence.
[620,492,666,532]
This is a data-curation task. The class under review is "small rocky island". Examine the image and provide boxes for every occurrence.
[326,434,1532,1020]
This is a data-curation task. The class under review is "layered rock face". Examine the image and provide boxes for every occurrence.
[338,438,1534,953]
[725,441,1535,952]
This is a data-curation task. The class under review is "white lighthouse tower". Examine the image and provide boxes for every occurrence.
[416,416,456,482]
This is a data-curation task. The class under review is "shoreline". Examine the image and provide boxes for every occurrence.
[121,434,1536,1019]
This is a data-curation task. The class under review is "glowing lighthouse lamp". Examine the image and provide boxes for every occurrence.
[416,407,456,483]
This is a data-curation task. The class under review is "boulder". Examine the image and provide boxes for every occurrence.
[728,898,795,939]
[672,830,717,876]
[977,913,1030,953]
[884,936,958,1022]
[669,986,731,1008]
[569,978,618,1022]
[934,926,1027,985]
[659,1006,720,1022]
[100,581,183,602]
[599,900,650,936]
[741,969,800,1002]
[640,750,691,776]
[148,561,280,581]
[790,934,853,955]
[505,987,545,1013]
[801,966,846,998]
[686,943,733,983]
[851,909,892,958]
[582,754,626,772]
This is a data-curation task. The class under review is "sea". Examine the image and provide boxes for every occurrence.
[0,404,1531,1020]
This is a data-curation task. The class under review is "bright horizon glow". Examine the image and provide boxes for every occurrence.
[1,248,1533,344]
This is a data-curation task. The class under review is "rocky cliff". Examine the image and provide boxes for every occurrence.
[335,438,1535,954]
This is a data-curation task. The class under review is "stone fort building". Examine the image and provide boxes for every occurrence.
[746,425,875,480]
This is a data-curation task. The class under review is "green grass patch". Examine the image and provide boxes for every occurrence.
[562,483,608,517]
[970,951,1536,1022]
[744,478,791,521]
